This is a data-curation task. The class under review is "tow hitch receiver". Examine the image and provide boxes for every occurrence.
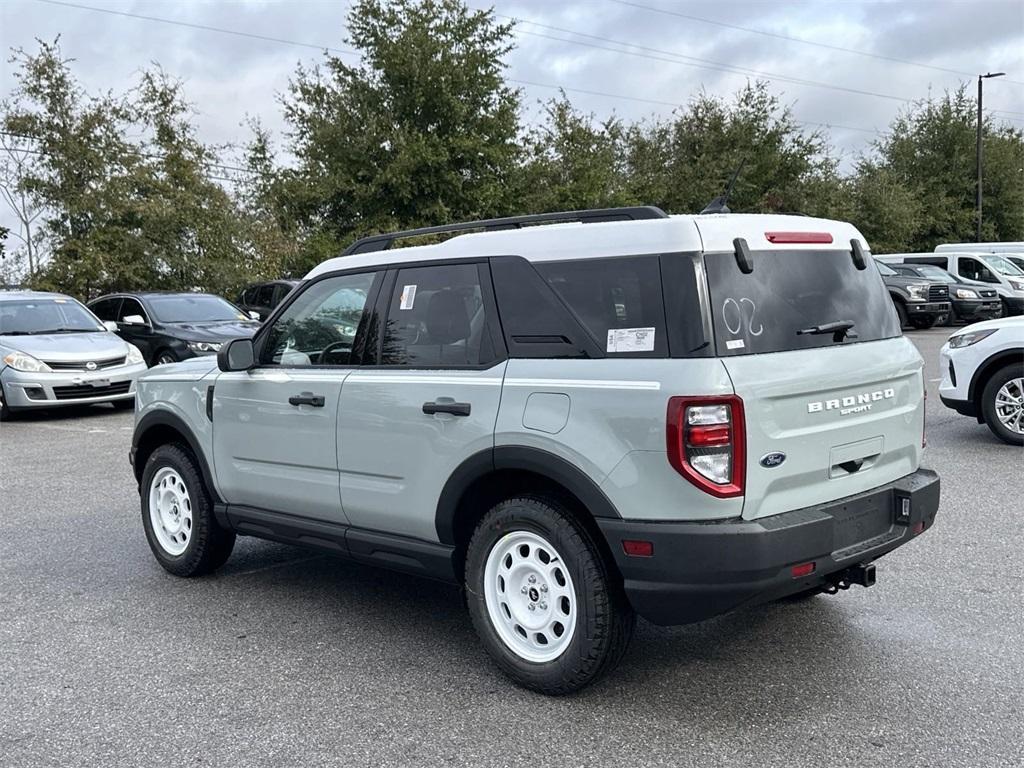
[824,563,876,593]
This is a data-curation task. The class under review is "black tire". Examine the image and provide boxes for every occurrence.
[112,397,135,411]
[140,443,235,576]
[909,316,936,330]
[154,350,177,366]
[895,301,909,329]
[980,363,1024,446]
[464,495,635,695]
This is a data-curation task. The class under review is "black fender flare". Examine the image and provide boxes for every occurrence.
[435,445,622,545]
[132,409,222,504]
[968,349,1024,404]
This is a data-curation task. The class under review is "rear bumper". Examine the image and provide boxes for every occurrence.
[598,469,940,626]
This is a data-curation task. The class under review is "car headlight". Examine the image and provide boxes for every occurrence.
[906,284,928,301]
[125,344,145,365]
[186,341,222,353]
[1008,279,1024,292]
[2,351,53,372]
[955,288,979,299]
[948,328,997,348]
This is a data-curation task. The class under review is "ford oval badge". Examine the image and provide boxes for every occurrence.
[760,452,786,468]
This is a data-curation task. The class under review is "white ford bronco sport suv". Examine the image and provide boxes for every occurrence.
[131,206,940,694]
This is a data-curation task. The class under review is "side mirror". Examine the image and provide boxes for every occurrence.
[248,310,261,321]
[123,314,146,325]
[218,337,255,372]
[103,321,118,332]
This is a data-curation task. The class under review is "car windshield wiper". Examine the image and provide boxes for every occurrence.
[797,320,857,342]
[30,328,95,334]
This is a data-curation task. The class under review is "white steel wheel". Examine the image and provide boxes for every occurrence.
[994,377,1024,434]
[483,530,578,663]
[148,467,193,556]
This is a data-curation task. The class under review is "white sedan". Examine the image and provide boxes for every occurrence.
[939,316,1024,445]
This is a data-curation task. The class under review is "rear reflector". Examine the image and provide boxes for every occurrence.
[622,540,654,557]
[791,562,816,578]
[765,231,834,244]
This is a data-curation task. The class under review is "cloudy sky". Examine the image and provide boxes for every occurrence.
[1,0,1023,172]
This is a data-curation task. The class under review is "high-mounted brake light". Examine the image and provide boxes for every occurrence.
[666,395,745,498]
[764,231,834,244]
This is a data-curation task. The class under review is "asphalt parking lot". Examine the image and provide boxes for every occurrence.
[1,327,1021,768]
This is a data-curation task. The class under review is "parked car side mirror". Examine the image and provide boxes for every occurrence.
[123,315,147,325]
[103,321,118,332]
[218,338,255,372]
[248,310,261,321]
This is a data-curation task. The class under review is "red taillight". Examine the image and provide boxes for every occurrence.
[764,231,834,244]
[666,395,745,498]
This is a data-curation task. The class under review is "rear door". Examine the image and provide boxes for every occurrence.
[337,261,506,542]
[211,270,381,522]
[698,236,924,520]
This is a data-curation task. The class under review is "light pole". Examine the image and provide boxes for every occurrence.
[977,71,1005,241]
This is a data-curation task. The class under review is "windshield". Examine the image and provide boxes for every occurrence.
[913,265,957,283]
[705,249,901,356]
[986,255,1024,276]
[875,261,897,276]
[147,295,247,323]
[0,298,105,335]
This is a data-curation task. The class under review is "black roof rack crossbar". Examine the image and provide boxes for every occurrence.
[342,206,669,255]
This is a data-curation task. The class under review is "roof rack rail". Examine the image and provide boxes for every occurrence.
[342,206,669,255]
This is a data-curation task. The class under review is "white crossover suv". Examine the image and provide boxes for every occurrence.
[939,316,1024,445]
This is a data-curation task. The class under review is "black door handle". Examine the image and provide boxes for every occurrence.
[422,401,471,417]
[289,392,326,407]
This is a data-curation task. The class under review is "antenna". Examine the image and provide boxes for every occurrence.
[700,160,745,215]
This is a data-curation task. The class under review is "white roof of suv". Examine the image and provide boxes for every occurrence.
[306,213,866,280]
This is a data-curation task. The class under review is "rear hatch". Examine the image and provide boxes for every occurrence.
[696,224,925,520]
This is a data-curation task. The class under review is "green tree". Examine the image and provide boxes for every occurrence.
[279,0,521,266]
[516,96,632,212]
[846,164,924,253]
[860,87,1024,250]
[621,83,838,216]
[2,40,280,299]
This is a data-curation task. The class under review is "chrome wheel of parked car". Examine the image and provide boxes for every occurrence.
[483,530,578,663]
[148,467,193,556]
[994,377,1023,435]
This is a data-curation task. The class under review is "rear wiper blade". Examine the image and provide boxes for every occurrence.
[797,320,857,342]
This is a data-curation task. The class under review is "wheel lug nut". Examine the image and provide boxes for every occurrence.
[540,584,548,593]
[539,602,547,610]
[521,586,528,594]
[528,604,535,611]
[528,575,536,583]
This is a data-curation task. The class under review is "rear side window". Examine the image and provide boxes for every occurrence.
[380,263,497,367]
[535,256,668,357]
[90,297,121,321]
[704,249,900,356]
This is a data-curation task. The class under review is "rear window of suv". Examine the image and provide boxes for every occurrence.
[703,249,900,356]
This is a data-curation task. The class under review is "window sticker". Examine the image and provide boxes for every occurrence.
[606,327,656,353]
[399,284,417,310]
[726,339,746,350]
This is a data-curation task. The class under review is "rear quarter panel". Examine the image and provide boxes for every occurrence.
[496,358,744,521]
